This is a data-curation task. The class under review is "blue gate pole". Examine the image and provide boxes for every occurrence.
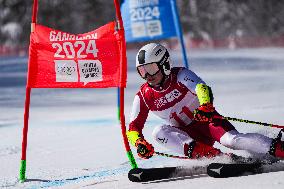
[170,0,189,68]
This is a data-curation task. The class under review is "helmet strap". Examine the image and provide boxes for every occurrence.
[156,64,169,87]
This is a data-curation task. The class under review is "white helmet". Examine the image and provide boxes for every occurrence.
[136,43,172,78]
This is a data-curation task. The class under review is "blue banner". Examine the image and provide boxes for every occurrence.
[121,0,177,42]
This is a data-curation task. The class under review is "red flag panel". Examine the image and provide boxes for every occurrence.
[27,22,127,88]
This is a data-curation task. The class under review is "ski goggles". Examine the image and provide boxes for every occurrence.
[137,63,160,79]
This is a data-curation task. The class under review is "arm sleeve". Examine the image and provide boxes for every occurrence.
[195,83,214,105]
[128,92,149,137]
[177,68,213,105]
[177,68,205,94]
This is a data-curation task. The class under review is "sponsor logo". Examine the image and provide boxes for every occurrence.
[184,76,194,83]
[158,137,168,144]
[210,166,223,175]
[154,89,181,108]
[132,172,143,180]
[129,0,159,8]
[155,49,162,56]
[79,60,102,85]
[50,31,98,42]
[55,60,78,82]
[55,60,102,85]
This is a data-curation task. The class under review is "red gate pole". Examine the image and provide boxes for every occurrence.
[19,0,38,183]
[19,87,31,182]
[113,0,138,168]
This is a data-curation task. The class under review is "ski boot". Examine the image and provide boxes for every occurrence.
[184,141,222,159]
[269,129,284,159]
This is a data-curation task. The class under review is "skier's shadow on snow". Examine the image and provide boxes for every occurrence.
[25,179,50,182]
[24,177,83,183]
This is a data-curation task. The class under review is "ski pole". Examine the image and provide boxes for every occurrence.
[154,151,191,160]
[215,115,284,129]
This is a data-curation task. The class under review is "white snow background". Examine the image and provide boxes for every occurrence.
[1,48,284,189]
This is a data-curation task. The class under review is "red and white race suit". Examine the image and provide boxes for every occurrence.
[129,67,272,156]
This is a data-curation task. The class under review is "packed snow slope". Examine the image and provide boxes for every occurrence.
[1,48,284,189]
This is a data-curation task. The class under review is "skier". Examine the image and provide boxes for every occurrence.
[126,43,284,160]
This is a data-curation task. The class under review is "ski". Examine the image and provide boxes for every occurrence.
[128,165,208,182]
[128,167,177,182]
[128,159,280,182]
[207,162,262,178]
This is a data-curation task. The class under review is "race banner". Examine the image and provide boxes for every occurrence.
[27,22,126,88]
[120,0,177,42]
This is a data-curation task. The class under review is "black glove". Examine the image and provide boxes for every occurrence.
[193,103,215,122]
[135,138,154,159]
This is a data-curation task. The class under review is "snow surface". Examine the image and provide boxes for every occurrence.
[1,48,284,189]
